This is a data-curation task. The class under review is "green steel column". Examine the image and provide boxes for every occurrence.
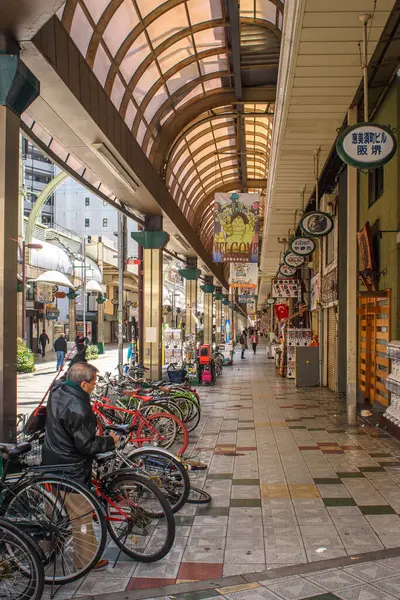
[0,35,39,441]
[131,217,169,380]
[201,276,215,346]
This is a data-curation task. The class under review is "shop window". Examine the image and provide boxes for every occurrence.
[325,229,334,266]
[85,197,90,206]
[103,218,108,228]
[368,166,384,207]
[85,218,90,227]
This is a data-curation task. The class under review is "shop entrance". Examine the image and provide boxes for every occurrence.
[358,290,391,406]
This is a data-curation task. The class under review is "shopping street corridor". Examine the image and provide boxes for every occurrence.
[35,342,400,600]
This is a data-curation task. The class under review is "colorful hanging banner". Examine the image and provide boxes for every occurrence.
[213,192,259,263]
[229,262,258,289]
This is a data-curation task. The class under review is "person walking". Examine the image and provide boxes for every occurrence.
[54,333,68,371]
[251,330,259,354]
[42,362,116,570]
[39,330,50,357]
[240,329,248,359]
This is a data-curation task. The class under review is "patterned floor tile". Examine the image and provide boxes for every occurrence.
[177,562,223,581]
[263,578,326,600]
[305,570,365,591]
[334,585,398,600]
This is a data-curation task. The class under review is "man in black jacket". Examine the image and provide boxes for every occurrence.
[39,330,49,357]
[42,362,116,570]
[54,333,68,371]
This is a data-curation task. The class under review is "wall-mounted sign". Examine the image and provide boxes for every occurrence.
[213,192,259,263]
[267,298,275,305]
[290,236,316,256]
[336,122,397,169]
[272,281,299,298]
[279,264,297,277]
[46,307,60,321]
[284,252,305,268]
[300,211,334,238]
[310,273,321,310]
[238,294,256,304]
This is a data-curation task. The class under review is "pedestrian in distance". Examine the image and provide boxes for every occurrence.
[251,330,259,354]
[240,329,248,359]
[39,329,50,357]
[54,333,68,371]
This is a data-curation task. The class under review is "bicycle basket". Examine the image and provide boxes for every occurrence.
[23,406,47,435]
[167,369,187,383]
[18,437,43,467]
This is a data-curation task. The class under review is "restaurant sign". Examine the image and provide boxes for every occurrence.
[290,236,316,256]
[336,123,397,169]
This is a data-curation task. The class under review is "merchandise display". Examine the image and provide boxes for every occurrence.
[286,328,312,379]
[383,341,400,426]
[164,328,183,365]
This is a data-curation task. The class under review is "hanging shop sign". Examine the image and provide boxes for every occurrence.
[290,236,316,256]
[238,294,256,304]
[272,281,299,298]
[275,303,289,321]
[284,252,305,268]
[336,123,397,169]
[46,306,60,321]
[321,268,338,304]
[213,192,259,263]
[229,262,258,289]
[357,221,378,290]
[299,211,334,238]
[278,264,297,277]
[267,298,275,305]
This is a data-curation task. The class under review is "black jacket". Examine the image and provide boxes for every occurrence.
[39,333,49,346]
[42,380,114,487]
[54,337,67,352]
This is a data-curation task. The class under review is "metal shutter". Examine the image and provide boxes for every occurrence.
[327,307,337,392]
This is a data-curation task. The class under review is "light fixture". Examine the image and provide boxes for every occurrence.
[174,235,190,251]
[92,143,140,195]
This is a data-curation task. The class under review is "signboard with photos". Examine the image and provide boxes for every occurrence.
[213,192,259,263]
[272,280,299,298]
[229,262,258,289]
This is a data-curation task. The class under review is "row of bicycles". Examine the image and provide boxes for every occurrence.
[3,363,213,599]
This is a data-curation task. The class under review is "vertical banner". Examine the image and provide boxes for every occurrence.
[213,192,259,263]
[229,263,258,289]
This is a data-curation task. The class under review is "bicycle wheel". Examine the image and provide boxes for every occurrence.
[136,412,188,455]
[2,475,107,585]
[125,448,190,515]
[0,518,44,600]
[141,401,184,422]
[104,473,175,562]
[187,487,212,504]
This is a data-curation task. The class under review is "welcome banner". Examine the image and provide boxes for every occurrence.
[213,192,259,263]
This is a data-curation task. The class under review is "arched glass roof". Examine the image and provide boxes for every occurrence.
[58,0,281,246]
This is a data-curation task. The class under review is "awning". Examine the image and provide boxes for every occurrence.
[86,279,103,293]
[29,270,75,290]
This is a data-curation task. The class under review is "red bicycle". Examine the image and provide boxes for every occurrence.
[92,395,189,456]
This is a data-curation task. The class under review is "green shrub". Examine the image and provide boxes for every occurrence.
[86,344,99,360]
[17,337,35,373]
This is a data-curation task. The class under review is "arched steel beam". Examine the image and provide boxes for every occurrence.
[131,48,228,136]
[150,87,276,171]
[119,20,226,118]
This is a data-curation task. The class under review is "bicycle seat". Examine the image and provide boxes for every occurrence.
[93,451,116,464]
[0,441,32,458]
[104,424,133,434]
[158,385,172,393]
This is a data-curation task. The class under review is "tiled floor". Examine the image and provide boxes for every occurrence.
[51,342,400,599]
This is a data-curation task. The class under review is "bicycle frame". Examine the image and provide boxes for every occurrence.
[92,397,167,446]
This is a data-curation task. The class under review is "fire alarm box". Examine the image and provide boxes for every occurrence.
[198,344,211,364]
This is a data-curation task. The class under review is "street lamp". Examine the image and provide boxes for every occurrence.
[21,241,43,340]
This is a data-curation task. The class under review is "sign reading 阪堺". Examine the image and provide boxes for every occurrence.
[336,123,397,169]
[213,192,259,263]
